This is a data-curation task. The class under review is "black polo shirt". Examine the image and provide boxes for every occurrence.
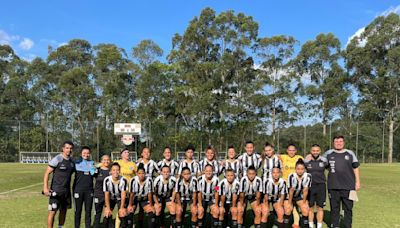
[323,149,359,190]
[305,156,328,185]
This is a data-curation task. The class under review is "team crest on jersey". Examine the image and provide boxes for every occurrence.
[345,155,349,160]
[319,162,324,167]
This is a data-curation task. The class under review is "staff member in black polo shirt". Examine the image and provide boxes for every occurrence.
[305,144,328,228]
[325,136,361,228]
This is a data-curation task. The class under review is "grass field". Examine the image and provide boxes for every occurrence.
[0,163,399,228]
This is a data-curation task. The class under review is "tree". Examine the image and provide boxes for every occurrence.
[295,33,349,137]
[346,13,400,163]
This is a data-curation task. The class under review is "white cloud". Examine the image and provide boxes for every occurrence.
[0,30,20,45]
[19,38,34,50]
[347,5,400,47]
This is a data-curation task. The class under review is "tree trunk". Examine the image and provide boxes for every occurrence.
[388,119,394,163]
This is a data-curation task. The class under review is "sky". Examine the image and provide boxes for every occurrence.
[1,1,400,62]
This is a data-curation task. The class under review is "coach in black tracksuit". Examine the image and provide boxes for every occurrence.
[324,136,361,228]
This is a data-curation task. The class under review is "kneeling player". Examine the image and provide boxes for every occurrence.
[238,166,263,228]
[153,165,177,227]
[262,167,287,228]
[175,167,199,228]
[128,164,155,228]
[103,163,129,228]
[287,159,312,228]
[197,164,220,227]
[218,168,240,228]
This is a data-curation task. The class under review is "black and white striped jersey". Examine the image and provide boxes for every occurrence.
[222,159,242,179]
[261,155,282,180]
[198,158,221,177]
[218,178,240,204]
[175,177,198,201]
[153,175,177,199]
[157,159,180,176]
[239,176,263,198]
[197,175,219,202]
[263,178,287,202]
[137,159,160,178]
[238,153,261,176]
[177,159,200,176]
[129,176,153,201]
[103,176,129,200]
[287,172,312,198]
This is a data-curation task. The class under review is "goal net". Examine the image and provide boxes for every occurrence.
[19,152,60,164]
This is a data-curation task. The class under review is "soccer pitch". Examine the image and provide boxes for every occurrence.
[0,163,399,228]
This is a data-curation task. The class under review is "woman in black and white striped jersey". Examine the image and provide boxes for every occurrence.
[218,168,240,228]
[198,146,221,177]
[197,164,220,227]
[157,146,180,178]
[177,145,200,177]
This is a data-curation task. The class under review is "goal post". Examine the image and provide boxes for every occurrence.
[19,152,59,164]
[111,151,138,162]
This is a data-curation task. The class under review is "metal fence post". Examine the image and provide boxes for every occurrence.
[303,125,307,157]
[382,121,385,163]
[355,122,359,157]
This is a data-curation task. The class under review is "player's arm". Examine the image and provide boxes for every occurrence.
[119,190,128,217]
[197,190,203,207]
[354,168,360,191]
[255,191,261,206]
[104,191,112,217]
[148,180,154,206]
[232,193,237,207]
[43,166,54,195]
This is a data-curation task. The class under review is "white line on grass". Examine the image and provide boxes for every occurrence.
[0,182,42,195]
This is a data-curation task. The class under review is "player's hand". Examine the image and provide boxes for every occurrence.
[43,188,50,196]
[305,154,312,161]
[220,206,225,215]
[104,207,112,217]
[355,182,361,191]
[220,160,225,166]
[118,208,127,217]
[128,205,134,213]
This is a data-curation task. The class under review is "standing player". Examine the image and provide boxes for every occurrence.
[323,136,360,228]
[287,159,312,228]
[103,163,129,228]
[153,165,177,228]
[262,167,287,228]
[237,141,261,177]
[137,147,160,178]
[197,164,220,227]
[43,140,75,228]
[157,146,180,177]
[93,155,111,228]
[174,167,199,228]
[304,145,328,228]
[238,166,263,228]
[73,146,96,228]
[199,146,221,177]
[128,164,155,228]
[218,168,240,228]
[221,146,242,180]
[177,145,200,177]
[261,142,282,180]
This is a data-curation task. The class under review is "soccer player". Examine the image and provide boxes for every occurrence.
[222,146,242,180]
[287,159,312,228]
[238,141,261,177]
[174,167,199,228]
[128,164,155,228]
[177,145,200,177]
[153,165,177,228]
[323,136,360,228]
[73,146,96,228]
[93,155,111,228]
[304,145,328,228]
[103,162,129,228]
[261,142,282,180]
[197,164,220,227]
[157,146,180,177]
[43,140,75,228]
[238,165,263,228]
[199,146,221,177]
[218,168,240,228]
[137,147,160,178]
[262,167,287,228]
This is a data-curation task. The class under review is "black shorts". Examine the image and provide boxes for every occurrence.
[293,195,304,202]
[270,195,285,204]
[308,183,326,208]
[48,191,71,211]
[202,200,216,210]
[245,195,257,204]
[134,198,150,208]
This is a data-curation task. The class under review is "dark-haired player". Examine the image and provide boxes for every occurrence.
[238,141,261,177]
[222,146,242,180]
[93,155,111,228]
[199,146,221,177]
[153,165,177,228]
[157,146,180,177]
[128,164,155,228]
[262,167,287,228]
[178,145,200,177]
[137,147,159,178]
[103,162,129,228]
[218,168,240,228]
[197,164,220,227]
[261,142,282,180]
[287,159,312,228]
[174,167,199,228]
[238,165,263,228]
[43,140,75,228]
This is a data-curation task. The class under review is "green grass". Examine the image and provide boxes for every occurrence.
[0,163,399,227]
